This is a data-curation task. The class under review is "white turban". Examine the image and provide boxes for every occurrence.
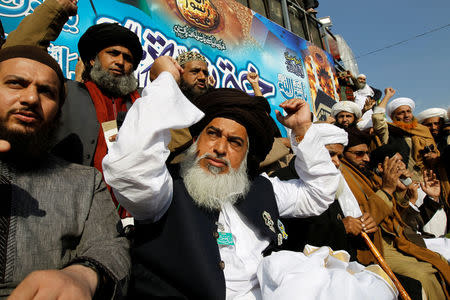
[416,108,447,123]
[331,101,362,119]
[386,97,415,120]
[357,74,366,79]
[313,123,348,146]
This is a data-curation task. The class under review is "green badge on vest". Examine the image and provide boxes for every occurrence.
[217,232,234,246]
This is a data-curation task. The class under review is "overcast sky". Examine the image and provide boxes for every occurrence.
[317,0,450,113]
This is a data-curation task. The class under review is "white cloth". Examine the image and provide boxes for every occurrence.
[357,74,366,79]
[257,247,398,300]
[313,123,348,146]
[424,238,450,262]
[415,188,448,237]
[357,110,373,131]
[103,71,341,298]
[423,208,448,237]
[353,84,374,110]
[416,108,448,123]
[386,97,415,120]
[331,101,362,119]
[103,72,205,221]
[336,174,362,218]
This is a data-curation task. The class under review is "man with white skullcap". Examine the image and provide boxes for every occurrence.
[330,101,362,129]
[353,74,382,110]
[416,108,447,148]
[372,88,438,181]
[175,50,210,100]
[272,123,376,260]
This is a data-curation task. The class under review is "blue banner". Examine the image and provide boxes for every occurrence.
[1,0,340,136]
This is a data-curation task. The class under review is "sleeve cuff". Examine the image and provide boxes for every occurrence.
[373,106,386,114]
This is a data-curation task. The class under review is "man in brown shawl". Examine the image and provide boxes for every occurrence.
[340,128,449,300]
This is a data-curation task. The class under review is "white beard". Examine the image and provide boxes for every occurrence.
[180,142,250,211]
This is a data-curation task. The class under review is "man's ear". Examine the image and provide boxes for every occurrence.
[90,59,95,67]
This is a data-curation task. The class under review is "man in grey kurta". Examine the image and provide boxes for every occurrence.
[0,45,130,299]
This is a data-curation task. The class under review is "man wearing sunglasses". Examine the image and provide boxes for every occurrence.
[340,128,449,300]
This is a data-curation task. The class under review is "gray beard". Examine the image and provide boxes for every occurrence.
[90,58,138,97]
[180,142,250,211]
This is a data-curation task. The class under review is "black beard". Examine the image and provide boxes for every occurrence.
[89,59,138,98]
[179,77,209,102]
[0,117,59,167]
[334,122,356,129]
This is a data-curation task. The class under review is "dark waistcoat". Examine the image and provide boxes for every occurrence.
[129,176,282,300]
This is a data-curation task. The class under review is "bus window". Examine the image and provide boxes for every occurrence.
[267,0,283,26]
[249,0,267,17]
[289,6,306,39]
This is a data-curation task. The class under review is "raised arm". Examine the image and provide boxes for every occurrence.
[246,72,263,96]
[372,87,396,145]
[102,57,204,221]
[4,0,77,49]
[265,99,340,217]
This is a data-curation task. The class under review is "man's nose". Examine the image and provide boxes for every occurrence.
[197,71,206,80]
[363,153,370,162]
[213,138,227,156]
[115,54,125,67]
[20,86,39,106]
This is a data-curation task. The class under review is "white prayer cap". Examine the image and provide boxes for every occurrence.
[331,101,362,119]
[386,97,415,119]
[357,74,366,79]
[416,108,447,123]
[314,123,348,146]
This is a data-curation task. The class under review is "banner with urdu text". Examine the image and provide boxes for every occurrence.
[1,0,340,135]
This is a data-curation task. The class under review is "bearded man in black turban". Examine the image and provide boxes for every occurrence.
[103,56,340,299]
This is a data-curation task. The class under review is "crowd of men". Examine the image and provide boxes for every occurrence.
[0,0,449,299]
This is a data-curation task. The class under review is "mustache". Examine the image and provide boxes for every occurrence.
[9,107,43,121]
[198,152,231,167]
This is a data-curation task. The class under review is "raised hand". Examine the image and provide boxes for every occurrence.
[420,170,441,200]
[362,97,376,114]
[381,154,404,196]
[276,98,312,138]
[246,72,262,96]
[56,0,78,16]
[246,72,259,86]
[150,56,184,84]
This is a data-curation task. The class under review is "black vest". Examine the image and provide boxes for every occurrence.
[129,176,282,299]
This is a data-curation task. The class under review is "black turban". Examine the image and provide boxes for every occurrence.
[345,127,371,150]
[190,88,276,176]
[78,23,143,70]
[369,141,409,169]
[0,45,65,106]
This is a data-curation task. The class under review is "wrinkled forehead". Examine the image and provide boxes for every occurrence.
[203,117,248,139]
[182,60,208,70]
[0,58,60,87]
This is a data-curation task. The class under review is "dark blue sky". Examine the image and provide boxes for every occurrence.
[317,0,450,113]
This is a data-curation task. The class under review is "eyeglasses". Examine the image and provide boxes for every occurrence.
[346,150,370,157]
